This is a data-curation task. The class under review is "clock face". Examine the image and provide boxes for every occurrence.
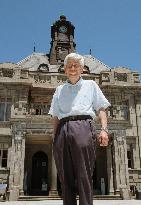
[59,26,67,33]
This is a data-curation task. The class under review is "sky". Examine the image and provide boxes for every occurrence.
[0,0,141,74]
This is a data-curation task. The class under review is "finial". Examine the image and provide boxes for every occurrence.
[34,42,36,52]
[60,15,66,21]
[89,49,92,55]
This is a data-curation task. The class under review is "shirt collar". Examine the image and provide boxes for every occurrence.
[66,77,84,87]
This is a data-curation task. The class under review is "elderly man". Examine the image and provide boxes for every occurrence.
[49,53,110,205]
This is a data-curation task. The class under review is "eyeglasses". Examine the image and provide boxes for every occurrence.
[66,64,81,69]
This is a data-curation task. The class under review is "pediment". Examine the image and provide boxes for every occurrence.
[112,67,132,73]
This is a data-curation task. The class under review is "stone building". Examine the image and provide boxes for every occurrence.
[0,15,141,201]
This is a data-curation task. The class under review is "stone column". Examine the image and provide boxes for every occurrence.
[113,134,120,195]
[49,148,58,196]
[135,96,141,168]
[8,138,17,200]
[129,95,140,168]
[106,140,115,195]
[114,129,130,199]
[9,128,26,201]
[19,136,25,196]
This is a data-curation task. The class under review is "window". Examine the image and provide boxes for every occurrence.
[38,64,49,72]
[58,64,64,73]
[0,102,12,121]
[121,105,129,120]
[2,69,13,78]
[114,72,127,82]
[0,149,8,168]
[127,144,133,168]
[83,65,90,74]
[35,108,41,115]
[30,104,50,115]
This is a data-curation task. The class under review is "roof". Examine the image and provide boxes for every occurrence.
[0,62,22,69]
[17,53,111,74]
[84,55,111,74]
[18,53,50,71]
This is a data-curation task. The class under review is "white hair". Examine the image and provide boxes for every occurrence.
[64,53,84,66]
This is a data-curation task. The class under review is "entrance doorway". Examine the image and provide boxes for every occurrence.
[31,151,48,195]
[93,147,108,195]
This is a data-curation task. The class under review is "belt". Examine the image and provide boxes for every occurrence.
[60,115,93,124]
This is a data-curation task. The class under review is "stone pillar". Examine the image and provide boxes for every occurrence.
[9,129,26,201]
[8,138,17,201]
[49,148,58,196]
[129,95,140,168]
[135,96,141,168]
[19,136,25,196]
[113,134,120,195]
[114,130,131,199]
[106,141,115,195]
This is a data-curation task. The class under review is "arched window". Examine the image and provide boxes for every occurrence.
[38,64,49,72]
[58,64,64,73]
[83,65,90,74]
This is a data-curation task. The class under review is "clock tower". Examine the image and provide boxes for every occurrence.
[49,15,76,65]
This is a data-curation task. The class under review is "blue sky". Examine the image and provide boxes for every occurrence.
[0,0,141,74]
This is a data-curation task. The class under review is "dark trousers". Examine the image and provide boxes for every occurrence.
[53,119,97,205]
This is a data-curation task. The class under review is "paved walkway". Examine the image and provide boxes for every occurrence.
[0,200,141,205]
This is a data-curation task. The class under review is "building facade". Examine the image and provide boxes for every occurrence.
[0,15,141,200]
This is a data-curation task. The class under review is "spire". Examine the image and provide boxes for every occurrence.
[33,42,36,52]
[89,49,92,55]
[60,15,66,21]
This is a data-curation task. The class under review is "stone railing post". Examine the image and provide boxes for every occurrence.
[49,147,58,196]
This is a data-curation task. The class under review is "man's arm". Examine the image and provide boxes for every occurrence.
[52,116,60,139]
[97,108,109,146]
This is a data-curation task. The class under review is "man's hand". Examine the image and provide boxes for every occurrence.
[97,130,109,146]
[97,108,109,146]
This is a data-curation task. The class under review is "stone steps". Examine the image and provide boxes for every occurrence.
[1,200,141,205]
[18,194,122,201]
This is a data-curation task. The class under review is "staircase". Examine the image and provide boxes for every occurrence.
[18,194,122,201]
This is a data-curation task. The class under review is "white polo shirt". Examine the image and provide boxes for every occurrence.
[49,78,110,120]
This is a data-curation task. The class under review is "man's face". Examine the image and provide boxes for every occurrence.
[64,59,83,84]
